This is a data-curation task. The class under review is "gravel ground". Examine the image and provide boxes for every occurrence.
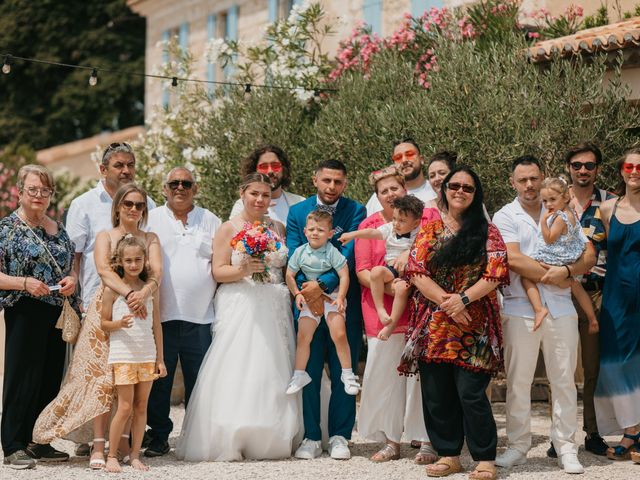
[2,402,639,479]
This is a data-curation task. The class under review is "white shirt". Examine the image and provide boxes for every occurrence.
[66,181,156,310]
[492,197,588,319]
[365,180,436,216]
[229,190,305,224]
[147,205,221,324]
[377,222,419,264]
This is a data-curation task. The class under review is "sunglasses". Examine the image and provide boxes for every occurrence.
[121,200,146,211]
[570,161,597,171]
[446,182,476,194]
[167,179,194,190]
[392,150,418,163]
[256,162,283,173]
[622,162,640,174]
[102,142,134,162]
[23,186,54,198]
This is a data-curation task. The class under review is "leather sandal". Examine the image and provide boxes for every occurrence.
[415,442,438,465]
[606,432,640,460]
[89,438,106,470]
[426,457,464,477]
[370,443,400,463]
[631,450,640,464]
[469,464,497,480]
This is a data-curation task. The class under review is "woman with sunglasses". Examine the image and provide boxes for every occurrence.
[594,147,640,461]
[33,183,162,470]
[398,166,509,480]
[0,165,80,469]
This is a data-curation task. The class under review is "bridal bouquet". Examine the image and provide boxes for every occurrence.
[230,222,282,283]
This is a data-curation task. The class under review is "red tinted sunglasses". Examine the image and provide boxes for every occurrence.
[622,162,640,174]
[256,162,283,173]
[392,150,418,163]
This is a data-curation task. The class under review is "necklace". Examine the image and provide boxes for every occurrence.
[19,208,46,228]
[440,210,461,234]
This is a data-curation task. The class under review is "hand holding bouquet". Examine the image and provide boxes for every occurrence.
[230,222,282,283]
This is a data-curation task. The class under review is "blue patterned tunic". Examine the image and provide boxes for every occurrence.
[0,211,80,313]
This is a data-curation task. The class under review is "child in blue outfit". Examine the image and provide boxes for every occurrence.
[522,176,599,332]
[284,210,359,396]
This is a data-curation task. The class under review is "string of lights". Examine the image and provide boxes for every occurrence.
[1,53,335,96]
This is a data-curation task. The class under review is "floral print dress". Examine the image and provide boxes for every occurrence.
[398,217,509,377]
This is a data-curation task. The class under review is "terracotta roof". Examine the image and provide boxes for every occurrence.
[528,17,640,63]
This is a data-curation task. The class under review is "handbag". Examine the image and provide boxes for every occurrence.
[17,214,80,344]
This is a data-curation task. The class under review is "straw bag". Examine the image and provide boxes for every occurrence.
[18,214,80,344]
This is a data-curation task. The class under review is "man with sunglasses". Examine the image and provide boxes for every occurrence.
[65,142,155,456]
[493,155,596,474]
[144,167,221,457]
[541,143,615,459]
[229,145,304,223]
[364,139,436,216]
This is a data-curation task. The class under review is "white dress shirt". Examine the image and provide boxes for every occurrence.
[147,205,221,324]
[492,197,588,319]
[365,180,436,216]
[66,181,156,309]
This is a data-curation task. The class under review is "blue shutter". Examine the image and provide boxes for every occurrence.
[162,30,170,108]
[179,22,189,50]
[207,15,217,92]
[411,0,443,17]
[362,0,382,35]
[268,0,278,22]
[225,5,239,78]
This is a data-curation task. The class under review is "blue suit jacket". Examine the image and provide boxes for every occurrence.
[286,195,367,325]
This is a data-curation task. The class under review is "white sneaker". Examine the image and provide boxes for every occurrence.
[328,435,350,460]
[286,371,312,394]
[495,448,527,468]
[340,372,360,395]
[294,438,322,459]
[558,453,584,474]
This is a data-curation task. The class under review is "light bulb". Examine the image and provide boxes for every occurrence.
[244,83,251,101]
[172,77,178,87]
[2,63,10,74]
[89,69,98,86]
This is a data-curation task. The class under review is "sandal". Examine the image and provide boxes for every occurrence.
[89,438,106,470]
[370,443,401,463]
[426,457,464,478]
[118,434,131,465]
[631,451,640,464]
[415,442,438,465]
[410,440,422,449]
[606,432,640,460]
[469,463,497,480]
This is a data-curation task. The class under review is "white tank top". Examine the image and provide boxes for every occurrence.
[107,295,156,364]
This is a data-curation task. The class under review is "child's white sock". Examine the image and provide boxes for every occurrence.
[342,368,353,375]
[293,370,306,377]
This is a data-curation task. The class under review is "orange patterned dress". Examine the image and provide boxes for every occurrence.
[32,287,113,444]
[398,219,509,377]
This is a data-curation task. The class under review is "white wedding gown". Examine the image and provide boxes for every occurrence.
[176,246,302,461]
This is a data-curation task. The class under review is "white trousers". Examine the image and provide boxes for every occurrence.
[502,313,579,456]
[358,335,429,443]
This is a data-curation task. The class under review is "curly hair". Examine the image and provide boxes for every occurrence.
[240,145,292,189]
[392,195,424,219]
[110,234,149,282]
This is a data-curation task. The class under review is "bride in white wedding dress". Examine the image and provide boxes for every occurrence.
[176,173,301,462]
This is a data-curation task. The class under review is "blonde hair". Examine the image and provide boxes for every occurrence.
[368,165,406,193]
[110,234,149,281]
[239,173,271,192]
[306,209,333,227]
[541,175,570,196]
[17,164,55,192]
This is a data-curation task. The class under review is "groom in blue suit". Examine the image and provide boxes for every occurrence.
[286,159,366,460]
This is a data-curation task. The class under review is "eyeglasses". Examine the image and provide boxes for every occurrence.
[167,180,194,190]
[570,161,597,171]
[23,186,54,198]
[392,150,418,163]
[622,162,640,174]
[446,182,476,194]
[256,162,283,173]
[121,200,146,211]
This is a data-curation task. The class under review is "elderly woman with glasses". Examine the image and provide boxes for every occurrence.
[0,165,81,469]
[398,166,509,480]
[33,183,162,470]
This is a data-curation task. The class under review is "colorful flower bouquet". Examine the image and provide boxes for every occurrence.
[230,221,282,283]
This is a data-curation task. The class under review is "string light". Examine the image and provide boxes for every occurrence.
[244,83,251,100]
[2,55,11,75]
[0,52,336,95]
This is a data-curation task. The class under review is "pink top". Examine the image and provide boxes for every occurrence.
[355,207,440,337]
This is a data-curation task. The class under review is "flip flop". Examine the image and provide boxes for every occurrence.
[426,457,464,477]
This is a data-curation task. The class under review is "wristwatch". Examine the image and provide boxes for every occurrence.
[317,280,327,292]
[460,291,471,306]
